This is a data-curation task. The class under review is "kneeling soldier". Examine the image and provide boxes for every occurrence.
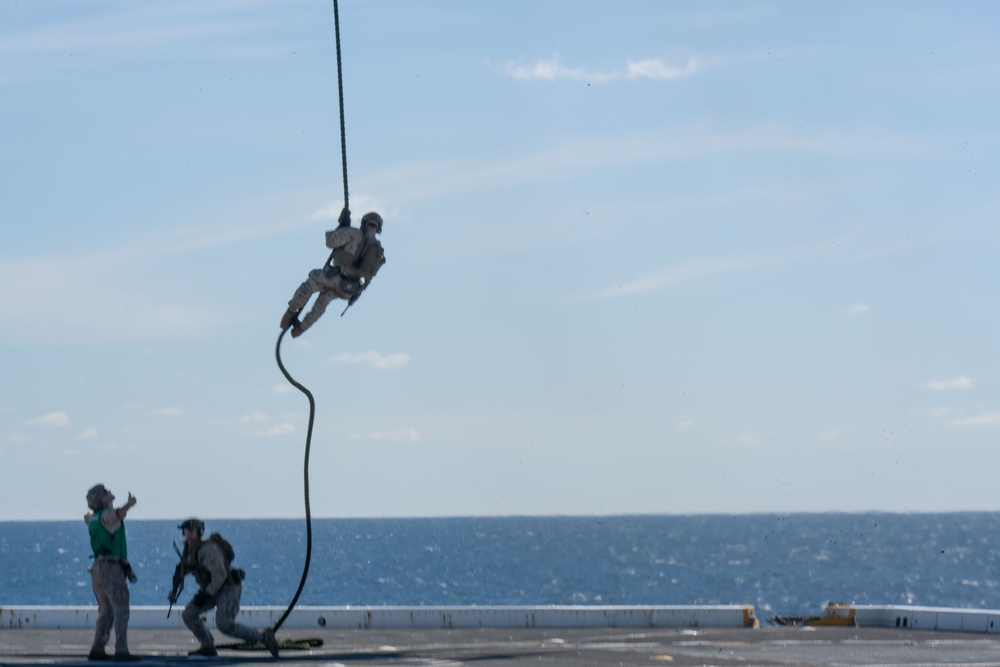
[174,518,279,658]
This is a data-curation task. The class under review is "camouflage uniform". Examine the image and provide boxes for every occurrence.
[89,557,131,655]
[286,225,369,335]
[181,537,262,649]
[84,488,136,660]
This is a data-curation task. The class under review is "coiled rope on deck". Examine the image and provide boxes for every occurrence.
[271,327,315,633]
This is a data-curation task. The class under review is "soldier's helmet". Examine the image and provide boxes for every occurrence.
[361,212,383,234]
[86,484,108,510]
[178,517,205,534]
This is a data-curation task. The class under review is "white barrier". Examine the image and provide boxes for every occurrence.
[0,604,757,630]
[13,603,1000,634]
[811,603,1000,633]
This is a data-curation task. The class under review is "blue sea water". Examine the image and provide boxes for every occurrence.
[3,513,1000,618]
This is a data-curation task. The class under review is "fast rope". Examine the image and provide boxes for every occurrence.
[333,0,349,209]
[270,0,350,634]
[271,327,315,633]
[324,0,351,272]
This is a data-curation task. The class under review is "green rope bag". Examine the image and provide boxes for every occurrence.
[216,637,324,651]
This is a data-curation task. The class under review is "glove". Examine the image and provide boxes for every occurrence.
[192,589,215,608]
[337,207,351,227]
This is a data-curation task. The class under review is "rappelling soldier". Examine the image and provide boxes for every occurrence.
[84,484,141,662]
[173,518,279,658]
[280,208,385,337]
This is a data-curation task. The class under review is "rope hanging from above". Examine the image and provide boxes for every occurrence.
[271,0,350,636]
[333,0,349,211]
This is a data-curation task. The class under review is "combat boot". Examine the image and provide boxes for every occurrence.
[261,628,280,657]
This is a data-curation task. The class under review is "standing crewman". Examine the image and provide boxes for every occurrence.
[174,518,279,658]
[280,208,385,337]
[84,483,141,662]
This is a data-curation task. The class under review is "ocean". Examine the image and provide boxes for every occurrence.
[3,513,1000,619]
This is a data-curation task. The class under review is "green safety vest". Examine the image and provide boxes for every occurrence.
[88,508,128,560]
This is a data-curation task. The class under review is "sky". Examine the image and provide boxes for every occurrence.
[2,1,999,521]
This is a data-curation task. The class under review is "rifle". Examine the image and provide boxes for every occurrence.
[340,281,369,316]
[166,541,185,618]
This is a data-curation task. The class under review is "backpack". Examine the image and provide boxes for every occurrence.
[207,533,236,564]
[352,238,385,280]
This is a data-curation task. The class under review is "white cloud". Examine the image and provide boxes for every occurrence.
[0,254,230,344]
[677,420,695,429]
[947,413,1000,428]
[27,411,69,428]
[627,57,703,80]
[0,4,277,57]
[148,407,185,417]
[235,411,269,423]
[589,256,750,298]
[503,54,615,83]
[78,428,98,440]
[503,54,701,84]
[272,384,293,394]
[329,351,410,370]
[261,423,294,437]
[733,433,760,445]
[368,126,918,211]
[844,303,870,316]
[923,376,973,391]
[8,433,29,443]
[587,248,820,300]
[367,428,422,443]
[910,406,964,418]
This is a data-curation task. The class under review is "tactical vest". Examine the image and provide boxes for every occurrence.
[188,533,236,589]
[88,508,128,560]
[330,237,384,281]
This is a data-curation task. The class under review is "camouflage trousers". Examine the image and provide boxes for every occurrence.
[182,581,261,648]
[288,268,357,334]
[90,559,131,654]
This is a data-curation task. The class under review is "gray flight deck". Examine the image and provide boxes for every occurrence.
[6,625,1000,666]
[6,605,1000,666]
